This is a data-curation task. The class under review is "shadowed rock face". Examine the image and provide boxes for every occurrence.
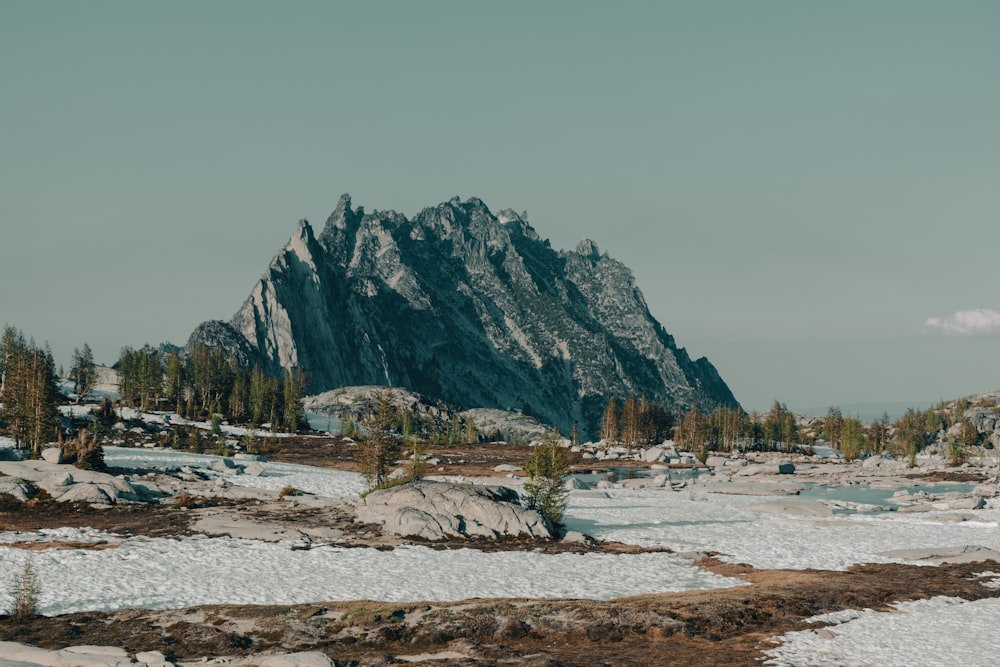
[188,194,738,436]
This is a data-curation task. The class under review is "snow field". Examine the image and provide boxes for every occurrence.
[106,448,1000,571]
[0,527,121,546]
[563,490,1000,570]
[0,538,745,616]
[115,408,293,438]
[764,597,1000,667]
[103,447,365,498]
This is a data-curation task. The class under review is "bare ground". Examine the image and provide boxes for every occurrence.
[2,558,999,665]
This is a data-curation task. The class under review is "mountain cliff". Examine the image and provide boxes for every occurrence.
[188,195,738,436]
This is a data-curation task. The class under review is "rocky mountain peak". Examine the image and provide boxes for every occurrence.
[188,195,738,436]
[575,238,601,259]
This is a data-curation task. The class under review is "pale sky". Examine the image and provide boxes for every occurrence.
[1,1,998,412]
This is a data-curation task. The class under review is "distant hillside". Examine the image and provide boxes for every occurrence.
[794,402,936,424]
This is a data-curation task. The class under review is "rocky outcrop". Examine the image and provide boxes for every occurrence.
[355,480,553,540]
[0,460,139,504]
[189,195,738,437]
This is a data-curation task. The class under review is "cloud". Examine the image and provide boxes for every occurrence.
[923,309,1000,335]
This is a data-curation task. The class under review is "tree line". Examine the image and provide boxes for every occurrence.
[0,326,60,456]
[599,394,674,446]
[116,343,305,431]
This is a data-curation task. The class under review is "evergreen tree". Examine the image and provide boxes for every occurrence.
[523,430,571,525]
[0,328,60,454]
[840,416,866,461]
[866,412,891,453]
[824,407,844,449]
[676,404,709,451]
[641,401,674,445]
[463,415,477,444]
[620,394,640,448]
[229,371,249,422]
[358,390,403,490]
[763,401,799,449]
[117,346,164,411]
[448,414,462,446]
[400,409,416,439]
[600,397,619,444]
[69,343,96,403]
[249,367,275,425]
[281,368,305,432]
[164,350,185,411]
[187,343,234,417]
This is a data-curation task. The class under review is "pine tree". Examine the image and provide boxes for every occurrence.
[840,416,866,461]
[448,414,462,446]
[26,346,59,456]
[463,416,477,444]
[523,430,571,526]
[117,346,164,411]
[164,350,185,411]
[866,412,891,453]
[281,369,305,432]
[600,397,620,444]
[69,343,96,403]
[621,394,640,448]
[249,367,273,425]
[0,329,59,455]
[358,390,403,490]
[824,407,844,450]
[400,409,416,439]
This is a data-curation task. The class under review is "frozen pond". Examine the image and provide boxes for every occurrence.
[798,481,977,512]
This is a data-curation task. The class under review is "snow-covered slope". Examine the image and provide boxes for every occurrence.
[188,195,738,437]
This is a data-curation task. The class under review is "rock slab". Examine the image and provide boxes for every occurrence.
[356,480,553,541]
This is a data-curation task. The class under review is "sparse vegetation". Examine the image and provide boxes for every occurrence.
[10,561,40,620]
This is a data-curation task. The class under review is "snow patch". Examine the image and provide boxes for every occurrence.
[0,539,745,616]
[765,596,1000,667]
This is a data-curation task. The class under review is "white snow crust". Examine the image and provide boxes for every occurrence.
[563,489,1000,570]
[115,408,293,438]
[0,539,744,616]
[103,447,365,498]
[764,596,1000,667]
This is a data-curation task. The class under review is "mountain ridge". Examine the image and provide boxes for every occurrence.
[188,194,738,436]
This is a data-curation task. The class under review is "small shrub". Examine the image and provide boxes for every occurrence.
[10,561,40,620]
[947,438,966,467]
[278,485,301,498]
[695,445,709,464]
